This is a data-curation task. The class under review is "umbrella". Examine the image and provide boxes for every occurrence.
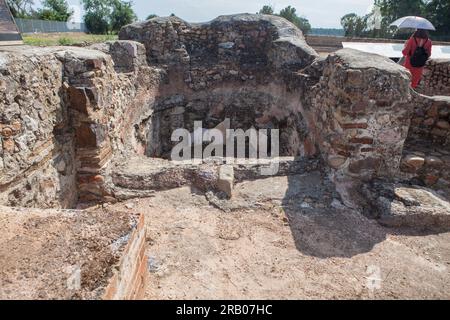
[390,16,436,31]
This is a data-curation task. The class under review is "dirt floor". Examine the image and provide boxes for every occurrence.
[0,207,137,300]
[110,173,450,300]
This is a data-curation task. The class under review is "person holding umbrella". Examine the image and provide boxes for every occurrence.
[401,28,432,88]
[391,16,435,89]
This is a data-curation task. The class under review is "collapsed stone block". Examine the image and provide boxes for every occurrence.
[360,181,450,229]
[89,40,148,73]
[217,165,234,198]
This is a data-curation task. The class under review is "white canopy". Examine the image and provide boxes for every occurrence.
[342,42,450,59]
[390,16,436,31]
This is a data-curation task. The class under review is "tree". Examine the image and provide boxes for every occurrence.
[375,0,426,22]
[110,0,136,33]
[425,0,450,39]
[37,0,73,22]
[81,0,137,34]
[341,13,368,37]
[6,0,35,18]
[259,5,274,15]
[257,5,312,34]
[373,0,427,38]
[340,0,450,41]
[146,14,158,20]
[279,5,311,34]
[82,0,111,34]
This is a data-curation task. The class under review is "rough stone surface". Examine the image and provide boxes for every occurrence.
[1,15,427,209]
[409,93,450,146]
[120,14,318,72]
[418,59,450,96]
[299,49,412,185]
[120,14,319,160]
[0,47,77,208]
[0,43,159,207]
[360,181,450,229]
[217,165,234,198]
[111,156,321,200]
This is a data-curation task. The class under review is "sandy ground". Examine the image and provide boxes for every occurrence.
[0,207,136,300]
[111,173,450,300]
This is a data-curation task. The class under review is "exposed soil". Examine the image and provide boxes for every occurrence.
[111,174,450,300]
[0,206,137,300]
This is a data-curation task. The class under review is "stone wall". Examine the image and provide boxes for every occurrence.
[120,14,317,75]
[61,42,159,203]
[1,14,440,209]
[400,93,450,194]
[120,14,319,160]
[419,59,450,97]
[0,48,77,208]
[0,43,160,208]
[299,49,412,182]
[409,94,450,146]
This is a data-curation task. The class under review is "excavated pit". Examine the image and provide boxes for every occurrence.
[107,14,323,198]
[123,15,318,163]
[136,89,308,159]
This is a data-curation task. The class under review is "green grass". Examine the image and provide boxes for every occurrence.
[22,33,118,47]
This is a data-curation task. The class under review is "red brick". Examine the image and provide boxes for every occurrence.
[427,104,438,117]
[303,137,316,156]
[349,137,374,145]
[68,87,89,114]
[1,127,13,138]
[2,138,15,152]
[340,123,368,129]
[424,175,439,186]
[86,59,103,70]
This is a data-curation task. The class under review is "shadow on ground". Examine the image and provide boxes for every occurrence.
[282,168,450,259]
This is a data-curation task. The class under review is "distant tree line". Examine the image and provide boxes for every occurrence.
[7,0,138,34]
[82,0,136,34]
[258,5,311,34]
[341,0,450,40]
[7,0,72,21]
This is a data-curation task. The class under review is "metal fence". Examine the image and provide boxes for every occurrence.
[15,18,88,33]
[310,28,345,37]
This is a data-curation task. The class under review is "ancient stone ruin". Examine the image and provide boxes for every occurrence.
[1,14,449,299]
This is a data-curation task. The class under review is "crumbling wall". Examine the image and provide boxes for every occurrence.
[0,43,160,208]
[0,14,437,209]
[0,48,77,208]
[119,14,317,75]
[400,93,450,193]
[120,14,319,160]
[419,59,450,96]
[409,93,450,146]
[60,43,160,203]
[299,49,412,182]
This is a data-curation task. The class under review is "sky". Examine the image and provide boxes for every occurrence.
[36,0,375,28]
